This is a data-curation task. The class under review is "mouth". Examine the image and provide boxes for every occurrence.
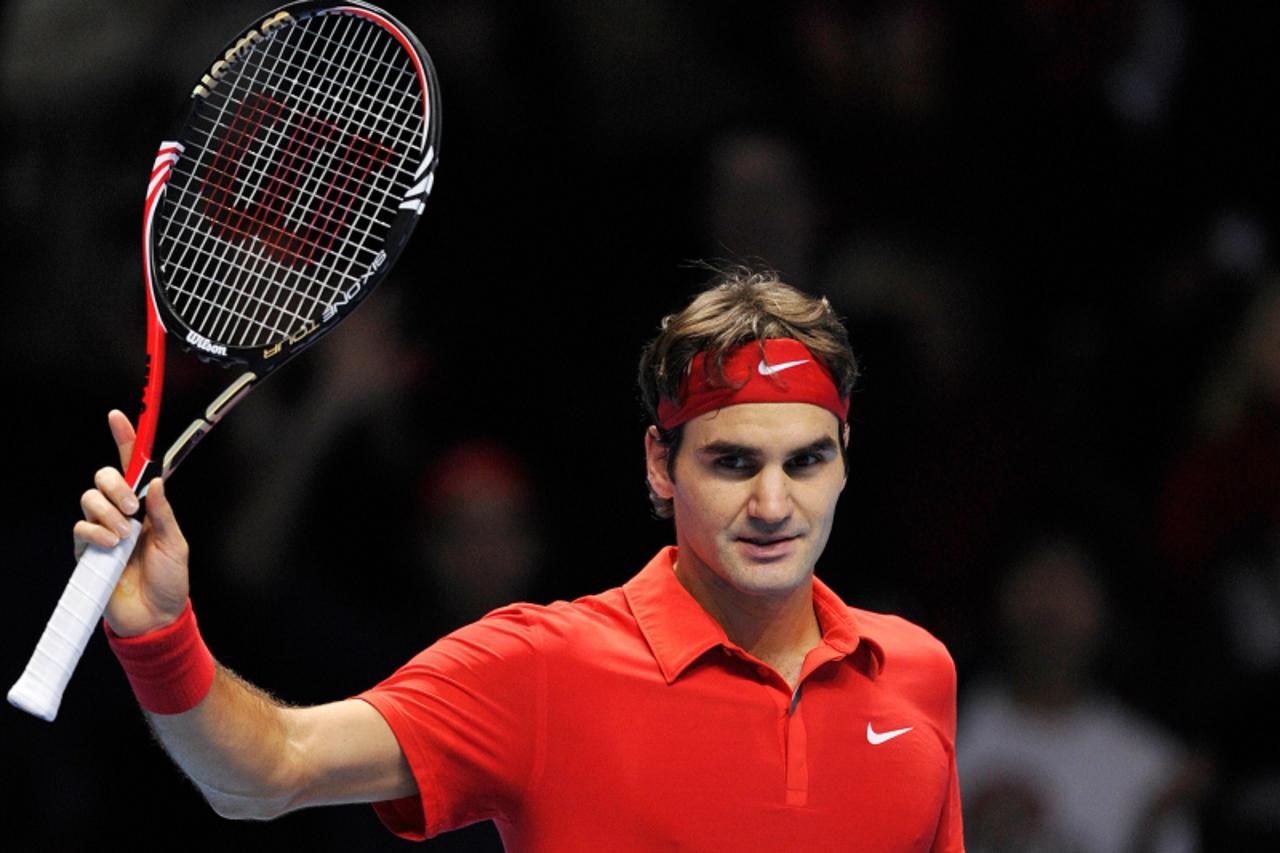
[735,533,801,560]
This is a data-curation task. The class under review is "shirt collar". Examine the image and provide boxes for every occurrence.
[623,546,885,684]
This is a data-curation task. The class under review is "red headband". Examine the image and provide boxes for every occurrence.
[656,338,849,430]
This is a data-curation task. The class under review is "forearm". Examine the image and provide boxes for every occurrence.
[147,664,306,819]
[132,659,414,819]
[104,591,413,818]
[108,605,318,819]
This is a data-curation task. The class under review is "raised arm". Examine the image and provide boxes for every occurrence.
[146,675,414,818]
[79,411,416,818]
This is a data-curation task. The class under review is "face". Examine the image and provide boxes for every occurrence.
[646,403,848,608]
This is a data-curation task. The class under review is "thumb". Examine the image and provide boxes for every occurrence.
[143,478,186,551]
[137,478,190,622]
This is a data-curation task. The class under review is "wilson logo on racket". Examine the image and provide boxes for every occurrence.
[192,11,293,98]
[185,331,227,357]
[200,91,395,268]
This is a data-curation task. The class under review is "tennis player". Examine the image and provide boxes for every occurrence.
[79,267,964,850]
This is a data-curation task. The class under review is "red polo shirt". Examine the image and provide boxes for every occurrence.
[358,547,963,850]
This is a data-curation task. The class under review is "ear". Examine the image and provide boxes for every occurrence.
[645,425,675,500]
[840,422,850,490]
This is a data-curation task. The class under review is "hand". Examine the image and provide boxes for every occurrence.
[75,410,191,637]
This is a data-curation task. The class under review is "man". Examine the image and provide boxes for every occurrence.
[79,267,963,850]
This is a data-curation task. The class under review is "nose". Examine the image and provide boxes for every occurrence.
[747,465,792,526]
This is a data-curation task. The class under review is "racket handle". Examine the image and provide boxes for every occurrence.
[8,520,142,721]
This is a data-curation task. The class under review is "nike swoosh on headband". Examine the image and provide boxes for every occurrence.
[757,358,809,376]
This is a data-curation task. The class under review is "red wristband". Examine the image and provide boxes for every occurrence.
[104,600,216,715]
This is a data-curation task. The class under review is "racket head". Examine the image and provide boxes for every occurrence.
[145,1,440,373]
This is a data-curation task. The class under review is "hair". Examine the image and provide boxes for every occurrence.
[637,264,860,518]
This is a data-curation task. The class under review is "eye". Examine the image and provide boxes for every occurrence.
[713,455,758,474]
[785,452,828,473]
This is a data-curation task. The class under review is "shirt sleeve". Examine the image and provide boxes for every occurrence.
[356,606,544,840]
[920,626,964,851]
[930,746,965,852]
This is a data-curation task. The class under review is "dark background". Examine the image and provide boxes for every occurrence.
[3,1,1279,849]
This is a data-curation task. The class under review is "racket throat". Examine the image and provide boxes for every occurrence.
[161,371,259,482]
[127,457,165,497]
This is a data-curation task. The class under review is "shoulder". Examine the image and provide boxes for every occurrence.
[363,588,637,710]
[407,585,639,664]
[855,608,956,679]
[814,575,955,687]
[487,584,635,635]
[849,607,958,733]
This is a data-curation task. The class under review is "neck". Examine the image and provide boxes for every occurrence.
[673,557,821,686]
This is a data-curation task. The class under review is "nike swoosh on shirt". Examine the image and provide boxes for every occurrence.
[866,723,913,745]
[757,358,809,376]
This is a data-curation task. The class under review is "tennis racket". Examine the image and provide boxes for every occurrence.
[9,0,441,721]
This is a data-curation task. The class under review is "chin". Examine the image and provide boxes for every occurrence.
[719,550,813,597]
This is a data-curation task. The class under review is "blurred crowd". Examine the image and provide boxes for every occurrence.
[3,1,1279,850]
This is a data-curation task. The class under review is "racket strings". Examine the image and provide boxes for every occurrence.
[162,13,404,340]
[200,31,426,148]
[176,48,422,205]
[155,9,427,350]
[193,90,396,263]
[181,14,419,338]
[164,15,402,346]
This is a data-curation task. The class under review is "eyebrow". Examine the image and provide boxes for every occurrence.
[699,436,839,458]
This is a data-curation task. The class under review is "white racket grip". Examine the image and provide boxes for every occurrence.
[8,519,142,721]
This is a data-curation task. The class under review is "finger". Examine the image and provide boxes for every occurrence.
[93,466,140,516]
[143,479,187,555]
[73,518,124,551]
[80,488,136,542]
[108,409,137,472]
